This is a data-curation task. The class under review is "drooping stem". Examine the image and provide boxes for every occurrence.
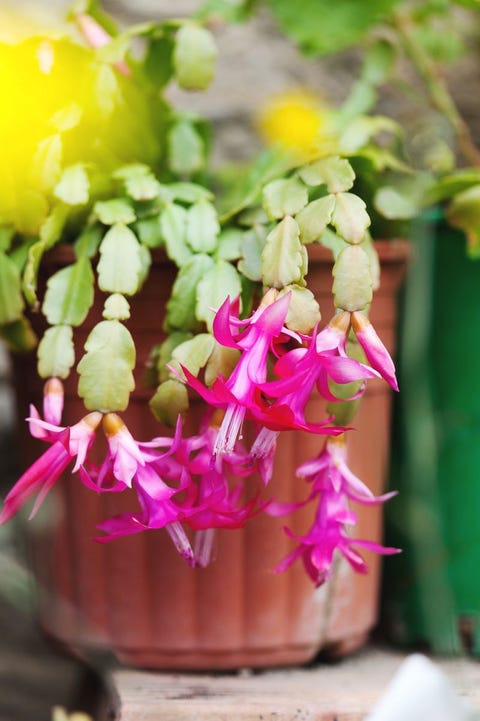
[393,8,480,168]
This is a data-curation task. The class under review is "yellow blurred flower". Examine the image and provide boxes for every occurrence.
[0,19,165,234]
[256,89,336,161]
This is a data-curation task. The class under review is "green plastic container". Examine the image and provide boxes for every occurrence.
[384,212,480,656]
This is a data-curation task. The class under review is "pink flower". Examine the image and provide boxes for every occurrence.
[271,436,400,586]
[180,291,294,454]
[249,316,378,459]
[93,414,194,562]
[27,411,103,474]
[28,377,64,440]
[97,513,194,564]
[351,311,398,391]
[95,463,193,563]
[297,436,397,505]
[101,413,150,487]
[181,424,264,531]
[255,327,378,432]
[0,412,101,524]
[277,491,399,586]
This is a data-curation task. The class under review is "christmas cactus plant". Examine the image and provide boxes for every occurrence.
[0,1,405,586]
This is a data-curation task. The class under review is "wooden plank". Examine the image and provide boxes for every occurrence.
[110,647,480,721]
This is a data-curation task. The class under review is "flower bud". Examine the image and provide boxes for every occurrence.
[351,311,398,391]
[43,377,64,425]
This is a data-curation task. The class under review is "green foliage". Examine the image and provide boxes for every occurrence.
[156,331,193,381]
[374,186,421,219]
[0,252,24,325]
[238,228,264,281]
[74,225,103,259]
[97,224,143,295]
[217,228,244,260]
[22,207,69,310]
[54,165,90,206]
[266,0,401,56]
[331,192,371,244]
[173,24,218,90]
[77,320,136,412]
[103,293,131,321]
[298,157,355,193]
[186,200,220,253]
[166,182,214,204]
[446,185,480,256]
[0,227,14,253]
[94,199,136,225]
[136,217,163,248]
[339,39,396,121]
[196,0,257,23]
[160,203,192,266]
[113,164,161,202]
[170,333,216,377]
[318,228,349,258]
[30,135,63,194]
[167,120,205,176]
[143,36,175,89]
[165,254,214,331]
[149,379,189,425]
[37,325,75,379]
[261,216,307,288]
[204,342,240,386]
[0,317,37,353]
[296,196,336,244]
[42,256,94,326]
[196,261,242,328]
[262,177,308,219]
[6,0,475,433]
[22,240,48,311]
[332,245,373,311]
[279,285,321,333]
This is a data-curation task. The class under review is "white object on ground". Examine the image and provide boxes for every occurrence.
[366,653,475,721]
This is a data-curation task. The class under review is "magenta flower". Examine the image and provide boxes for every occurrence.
[270,436,400,586]
[94,417,265,566]
[92,414,194,562]
[97,513,194,564]
[351,311,398,391]
[28,377,64,441]
[277,491,399,586]
[87,413,182,489]
[101,413,150,487]
[180,290,294,454]
[95,465,193,563]
[249,317,379,460]
[0,411,102,524]
[296,436,397,505]
[181,424,264,529]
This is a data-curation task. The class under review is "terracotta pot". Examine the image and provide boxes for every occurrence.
[13,240,409,670]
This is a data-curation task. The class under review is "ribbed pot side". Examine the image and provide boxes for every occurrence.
[12,240,409,670]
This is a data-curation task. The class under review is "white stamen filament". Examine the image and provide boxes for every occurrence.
[251,427,279,459]
[193,528,216,568]
[166,522,194,565]
[214,404,246,455]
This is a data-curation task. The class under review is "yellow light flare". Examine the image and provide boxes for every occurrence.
[0,17,163,234]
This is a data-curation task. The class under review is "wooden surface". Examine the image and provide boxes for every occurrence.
[110,646,480,721]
